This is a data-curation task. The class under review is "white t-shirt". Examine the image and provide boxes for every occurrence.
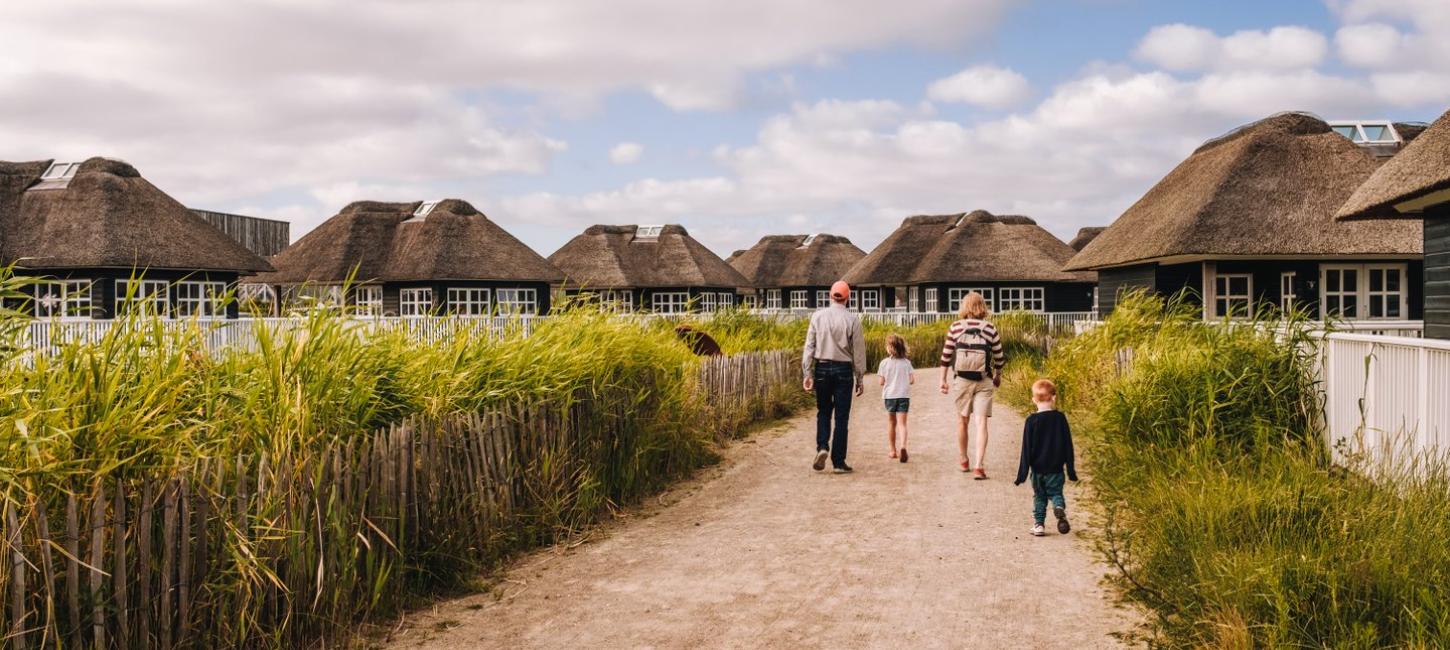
[878,357,913,400]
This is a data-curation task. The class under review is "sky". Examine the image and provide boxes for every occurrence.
[3,0,1449,260]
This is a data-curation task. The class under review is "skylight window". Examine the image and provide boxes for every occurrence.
[801,234,818,247]
[635,225,664,240]
[41,161,82,180]
[1328,121,1400,145]
[414,200,439,217]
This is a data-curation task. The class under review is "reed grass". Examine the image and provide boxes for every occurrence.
[1008,291,1450,647]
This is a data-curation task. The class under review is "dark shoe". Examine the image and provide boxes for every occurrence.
[813,449,828,471]
[899,448,908,463]
[832,464,854,474]
[1054,506,1070,534]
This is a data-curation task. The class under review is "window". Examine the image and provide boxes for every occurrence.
[354,285,383,316]
[861,289,880,311]
[790,290,809,310]
[175,281,227,318]
[1213,274,1253,318]
[635,225,664,240]
[948,288,994,313]
[1279,272,1297,313]
[34,279,92,318]
[700,292,718,312]
[413,200,439,218]
[116,279,169,317]
[816,290,830,308]
[848,292,859,310]
[41,161,82,180]
[717,292,734,309]
[998,287,1045,312]
[1322,264,1406,320]
[741,294,757,309]
[1092,287,1099,314]
[652,292,689,314]
[909,287,920,312]
[447,288,491,315]
[924,287,938,312]
[400,288,434,316]
[496,288,538,314]
[1328,121,1400,144]
[765,289,782,310]
[800,234,817,247]
[600,289,633,312]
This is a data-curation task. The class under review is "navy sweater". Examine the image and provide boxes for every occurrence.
[1014,409,1078,485]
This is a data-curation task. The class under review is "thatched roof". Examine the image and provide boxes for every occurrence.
[548,224,750,289]
[253,199,562,284]
[728,234,866,288]
[1067,227,1105,252]
[843,210,1094,285]
[1066,113,1422,271]
[1337,109,1450,220]
[0,157,272,273]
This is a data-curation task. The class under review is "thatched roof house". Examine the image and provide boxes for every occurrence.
[843,210,1096,313]
[1068,227,1105,252]
[1337,108,1450,339]
[1066,112,1424,320]
[253,199,562,315]
[728,234,865,310]
[548,224,749,313]
[0,157,272,318]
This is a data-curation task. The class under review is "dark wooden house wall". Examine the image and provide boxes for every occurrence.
[191,210,291,258]
[14,268,244,319]
[1426,206,1450,340]
[1096,264,1157,316]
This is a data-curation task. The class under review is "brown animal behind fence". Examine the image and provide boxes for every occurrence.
[1,350,799,649]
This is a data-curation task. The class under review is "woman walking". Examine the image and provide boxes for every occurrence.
[938,291,1005,478]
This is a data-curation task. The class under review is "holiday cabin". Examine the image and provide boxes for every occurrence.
[728,234,866,311]
[548,224,749,313]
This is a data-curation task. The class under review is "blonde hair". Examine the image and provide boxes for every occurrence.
[957,291,991,320]
[1032,379,1057,403]
[886,333,908,359]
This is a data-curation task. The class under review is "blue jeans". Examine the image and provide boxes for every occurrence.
[813,361,854,467]
[1031,471,1066,525]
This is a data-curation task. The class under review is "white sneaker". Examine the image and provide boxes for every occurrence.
[1031,524,1046,537]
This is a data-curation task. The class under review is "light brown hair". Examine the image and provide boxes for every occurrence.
[957,291,991,320]
[886,333,908,359]
[1032,378,1057,403]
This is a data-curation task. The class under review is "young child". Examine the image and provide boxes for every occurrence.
[878,334,914,462]
[1013,379,1078,536]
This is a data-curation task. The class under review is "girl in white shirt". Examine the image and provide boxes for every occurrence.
[878,334,915,463]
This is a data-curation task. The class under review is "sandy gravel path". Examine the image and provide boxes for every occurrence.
[384,370,1135,649]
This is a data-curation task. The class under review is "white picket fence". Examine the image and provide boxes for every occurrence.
[1321,332,1450,474]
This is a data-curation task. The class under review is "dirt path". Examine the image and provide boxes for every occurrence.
[384,370,1135,649]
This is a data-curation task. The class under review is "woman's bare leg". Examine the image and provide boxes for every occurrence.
[973,412,990,471]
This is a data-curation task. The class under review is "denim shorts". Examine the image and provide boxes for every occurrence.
[883,398,910,413]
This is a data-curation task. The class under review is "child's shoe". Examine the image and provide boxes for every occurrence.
[1054,506,1070,534]
[899,448,908,463]
[1030,524,1046,537]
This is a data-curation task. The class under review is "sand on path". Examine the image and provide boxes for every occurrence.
[385,369,1135,649]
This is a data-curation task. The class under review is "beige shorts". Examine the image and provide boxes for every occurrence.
[953,377,995,419]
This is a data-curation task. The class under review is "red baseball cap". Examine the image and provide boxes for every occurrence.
[830,281,850,300]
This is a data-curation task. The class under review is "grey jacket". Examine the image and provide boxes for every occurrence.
[802,302,867,382]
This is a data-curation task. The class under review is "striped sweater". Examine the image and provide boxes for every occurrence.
[939,318,1006,374]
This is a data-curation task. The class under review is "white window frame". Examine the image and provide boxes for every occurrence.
[717,292,734,309]
[635,225,664,240]
[765,289,782,310]
[997,287,1045,313]
[1279,272,1297,313]
[700,292,719,312]
[34,279,92,319]
[652,291,689,314]
[174,281,227,319]
[816,289,830,308]
[600,289,633,312]
[790,290,809,310]
[354,285,383,316]
[1212,273,1253,319]
[924,287,938,312]
[116,279,169,317]
[909,286,920,312]
[948,287,995,313]
[447,287,491,316]
[496,288,538,314]
[41,161,82,180]
[399,287,434,317]
[860,289,880,311]
[849,292,859,310]
[1320,263,1407,320]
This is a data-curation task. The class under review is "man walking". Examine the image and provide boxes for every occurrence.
[802,281,866,473]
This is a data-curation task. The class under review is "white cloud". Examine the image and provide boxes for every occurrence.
[926,65,1032,109]
[609,142,645,164]
[1334,23,1407,68]
[1136,24,1328,71]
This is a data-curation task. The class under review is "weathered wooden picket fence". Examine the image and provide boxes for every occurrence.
[0,350,798,649]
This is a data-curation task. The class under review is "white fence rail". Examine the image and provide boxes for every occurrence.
[1321,332,1450,472]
